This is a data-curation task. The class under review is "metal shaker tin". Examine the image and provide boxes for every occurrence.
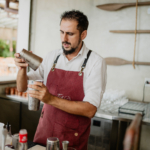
[46,137,60,150]
[28,80,43,111]
[19,49,43,71]
[62,141,69,150]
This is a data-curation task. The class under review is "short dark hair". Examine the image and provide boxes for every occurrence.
[60,10,89,34]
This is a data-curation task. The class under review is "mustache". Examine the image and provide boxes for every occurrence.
[62,41,71,45]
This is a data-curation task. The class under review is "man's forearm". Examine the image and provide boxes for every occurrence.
[49,95,97,118]
[17,68,28,92]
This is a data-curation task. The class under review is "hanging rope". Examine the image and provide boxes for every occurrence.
[133,0,138,69]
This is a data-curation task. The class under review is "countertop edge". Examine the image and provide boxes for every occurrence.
[0,80,16,85]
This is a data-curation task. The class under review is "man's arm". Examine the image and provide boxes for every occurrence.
[17,68,28,92]
[14,53,28,92]
[27,82,97,118]
[50,96,97,118]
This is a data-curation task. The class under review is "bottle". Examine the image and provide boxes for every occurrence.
[18,129,28,150]
[2,123,13,149]
[5,122,13,146]
[6,122,12,136]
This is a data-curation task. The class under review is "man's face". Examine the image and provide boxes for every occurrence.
[60,19,82,55]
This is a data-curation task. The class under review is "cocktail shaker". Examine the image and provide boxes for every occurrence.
[62,141,69,150]
[28,80,43,111]
[46,137,60,150]
[19,49,43,71]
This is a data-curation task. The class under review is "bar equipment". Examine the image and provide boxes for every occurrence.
[118,101,148,116]
[46,137,60,150]
[19,49,43,71]
[62,141,69,150]
[28,80,43,111]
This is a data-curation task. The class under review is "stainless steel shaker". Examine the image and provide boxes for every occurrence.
[62,141,69,150]
[19,49,43,71]
[46,137,60,150]
[28,80,43,111]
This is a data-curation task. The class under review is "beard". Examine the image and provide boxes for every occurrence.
[62,38,82,55]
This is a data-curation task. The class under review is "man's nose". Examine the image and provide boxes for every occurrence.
[62,33,68,41]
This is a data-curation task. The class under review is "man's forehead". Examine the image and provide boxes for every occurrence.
[60,19,78,31]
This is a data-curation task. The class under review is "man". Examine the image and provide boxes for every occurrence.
[14,10,107,150]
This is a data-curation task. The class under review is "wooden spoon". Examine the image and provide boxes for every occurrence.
[105,57,150,66]
[97,2,150,11]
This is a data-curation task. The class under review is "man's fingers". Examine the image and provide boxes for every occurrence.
[15,62,28,67]
[28,84,42,91]
[33,81,44,87]
[14,58,25,63]
[28,90,40,95]
[14,53,27,68]
[29,94,40,100]
[14,53,20,58]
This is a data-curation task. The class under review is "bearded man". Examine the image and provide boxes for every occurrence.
[14,10,107,150]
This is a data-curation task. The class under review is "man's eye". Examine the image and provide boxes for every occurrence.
[60,31,64,34]
[68,33,73,36]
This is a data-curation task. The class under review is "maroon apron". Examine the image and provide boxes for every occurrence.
[33,50,92,150]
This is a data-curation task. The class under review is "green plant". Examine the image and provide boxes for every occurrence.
[0,39,16,58]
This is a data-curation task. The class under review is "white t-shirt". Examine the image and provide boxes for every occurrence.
[27,43,107,108]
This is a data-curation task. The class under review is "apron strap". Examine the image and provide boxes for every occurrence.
[51,55,60,71]
[79,50,92,76]
[51,50,92,73]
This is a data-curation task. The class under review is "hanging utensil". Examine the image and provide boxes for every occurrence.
[110,30,150,33]
[105,57,150,66]
[96,1,150,11]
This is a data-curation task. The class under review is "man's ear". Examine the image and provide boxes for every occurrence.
[81,30,87,40]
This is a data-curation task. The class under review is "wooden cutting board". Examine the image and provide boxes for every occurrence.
[105,57,150,66]
[97,1,150,11]
[28,145,45,150]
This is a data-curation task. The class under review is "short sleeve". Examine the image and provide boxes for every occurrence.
[83,58,107,108]
[27,59,44,81]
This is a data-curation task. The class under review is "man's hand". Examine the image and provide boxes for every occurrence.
[14,53,28,69]
[14,51,32,69]
[27,81,53,103]
[27,82,97,118]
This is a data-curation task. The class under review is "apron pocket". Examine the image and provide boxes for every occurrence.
[53,122,79,147]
